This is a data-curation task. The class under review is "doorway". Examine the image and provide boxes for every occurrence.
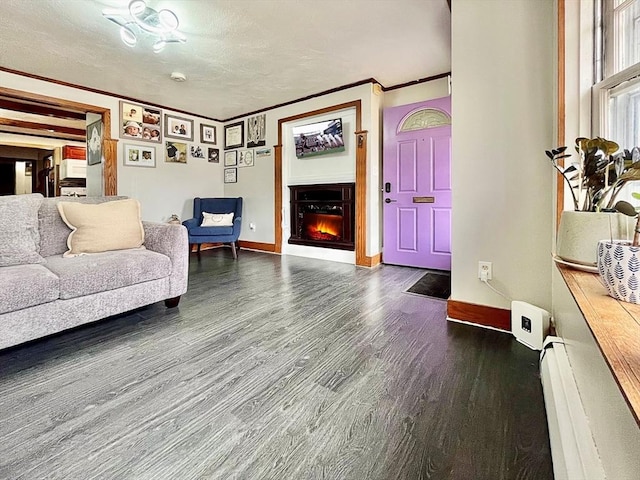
[382,97,452,270]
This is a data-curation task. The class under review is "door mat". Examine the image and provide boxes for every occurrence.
[405,271,451,300]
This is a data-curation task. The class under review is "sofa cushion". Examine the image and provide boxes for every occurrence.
[0,193,45,267]
[57,198,145,257]
[39,196,128,257]
[0,264,59,314]
[188,225,234,236]
[44,249,172,300]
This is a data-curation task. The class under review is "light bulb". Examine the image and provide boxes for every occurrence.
[120,24,137,47]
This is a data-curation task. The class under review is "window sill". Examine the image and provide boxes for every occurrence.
[557,264,640,426]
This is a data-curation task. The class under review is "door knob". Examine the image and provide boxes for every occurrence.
[385,198,397,203]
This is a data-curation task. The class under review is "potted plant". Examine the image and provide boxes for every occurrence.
[597,197,640,304]
[546,137,640,267]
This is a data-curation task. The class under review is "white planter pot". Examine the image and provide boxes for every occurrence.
[556,211,635,266]
[597,240,640,304]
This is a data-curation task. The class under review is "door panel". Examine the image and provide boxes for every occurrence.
[383,97,451,269]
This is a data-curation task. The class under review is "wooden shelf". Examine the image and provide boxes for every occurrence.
[558,264,640,425]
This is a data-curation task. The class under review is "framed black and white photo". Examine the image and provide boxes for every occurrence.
[165,141,188,163]
[201,124,217,144]
[165,114,194,141]
[190,145,205,159]
[237,149,254,167]
[247,114,266,148]
[86,119,103,165]
[224,168,237,183]
[208,148,220,163]
[224,150,237,166]
[120,101,162,143]
[123,144,155,168]
[224,121,244,150]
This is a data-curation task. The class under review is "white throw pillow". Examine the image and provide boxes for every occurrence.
[201,211,234,227]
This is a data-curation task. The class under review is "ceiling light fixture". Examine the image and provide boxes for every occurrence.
[102,0,186,53]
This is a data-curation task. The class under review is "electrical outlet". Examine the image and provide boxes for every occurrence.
[478,261,492,280]
[249,222,256,231]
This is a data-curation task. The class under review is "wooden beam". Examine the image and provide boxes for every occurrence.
[355,130,368,267]
[0,117,85,137]
[0,97,86,120]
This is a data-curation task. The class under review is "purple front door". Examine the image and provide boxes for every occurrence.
[382,97,452,270]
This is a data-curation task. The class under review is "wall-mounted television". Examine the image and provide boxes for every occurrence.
[293,118,345,158]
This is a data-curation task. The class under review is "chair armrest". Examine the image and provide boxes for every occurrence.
[182,218,199,229]
[143,221,188,297]
[232,216,242,238]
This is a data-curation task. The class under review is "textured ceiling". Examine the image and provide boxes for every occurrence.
[0,0,451,120]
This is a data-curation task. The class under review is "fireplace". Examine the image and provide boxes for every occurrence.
[289,183,355,250]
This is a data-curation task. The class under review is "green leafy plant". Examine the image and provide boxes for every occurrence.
[614,194,640,246]
[545,137,640,211]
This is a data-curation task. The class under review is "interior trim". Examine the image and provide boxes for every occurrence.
[556,0,566,229]
[354,129,368,266]
[447,299,512,331]
[238,240,276,252]
[0,86,116,196]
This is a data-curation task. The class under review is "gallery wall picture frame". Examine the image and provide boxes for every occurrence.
[201,124,217,144]
[255,147,272,158]
[237,149,254,167]
[86,119,103,165]
[246,113,266,148]
[119,101,162,144]
[190,145,205,159]
[123,144,156,168]
[224,150,238,166]
[224,121,244,150]
[165,114,194,141]
[208,148,220,163]
[165,141,188,163]
[224,168,237,183]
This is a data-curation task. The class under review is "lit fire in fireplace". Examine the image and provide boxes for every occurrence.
[303,213,343,241]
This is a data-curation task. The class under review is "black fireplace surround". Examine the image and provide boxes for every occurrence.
[288,183,355,251]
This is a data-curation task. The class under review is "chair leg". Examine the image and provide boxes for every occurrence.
[230,241,237,260]
[197,244,201,253]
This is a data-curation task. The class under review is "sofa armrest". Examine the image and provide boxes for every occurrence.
[232,216,242,239]
[182,218,199,229]
[143,221,188,298]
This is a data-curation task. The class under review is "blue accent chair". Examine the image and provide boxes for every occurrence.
[182,197,243,259]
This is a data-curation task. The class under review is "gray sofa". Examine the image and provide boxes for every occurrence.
[0,194,188,350]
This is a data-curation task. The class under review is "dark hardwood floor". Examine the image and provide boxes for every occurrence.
[0,250,553,480]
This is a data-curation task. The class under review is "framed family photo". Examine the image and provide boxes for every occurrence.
[190,145,205,159]
[224,121,244,150]
[165,114,194,141]
[120,101,162,143]
[201,124,217,144]
[123,144,156,168]
[165,141,188,163]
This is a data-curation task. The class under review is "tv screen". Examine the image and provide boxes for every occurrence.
[293,118,345,158]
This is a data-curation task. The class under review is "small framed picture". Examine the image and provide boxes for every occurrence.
[201,124,217,144]
[86,119,103,165]
[165,141,188,163]
[246,114,266,148]
[190,145,205,159]
[255,147,271,158]
[208,148,220,163]
[120,101,162,143]
[224,168,237,183]
[237,149,254,167]
[224,150,238,166]
[165,114,194,141]
[123,144,155,168]
[224,121,244,150]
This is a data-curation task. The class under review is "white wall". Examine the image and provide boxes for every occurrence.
[451,0,555,312]
[0,71,224,222]
[383,77,450,109]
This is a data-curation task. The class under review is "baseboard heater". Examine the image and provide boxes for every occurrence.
[539,337,605,480]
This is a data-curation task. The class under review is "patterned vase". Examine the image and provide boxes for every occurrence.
[597,240,640,304]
